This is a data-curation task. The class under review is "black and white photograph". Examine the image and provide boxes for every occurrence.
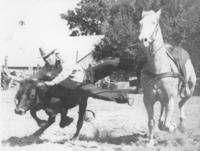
[1,0,200,150]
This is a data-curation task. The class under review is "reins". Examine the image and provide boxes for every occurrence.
[142,23,185,83]
[142,70,184,82]
[148,24,164,56]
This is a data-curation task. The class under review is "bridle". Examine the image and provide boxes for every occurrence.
[149,23,159,43]
[146,23,164,56]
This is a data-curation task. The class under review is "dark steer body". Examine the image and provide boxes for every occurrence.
[14,79,88,140]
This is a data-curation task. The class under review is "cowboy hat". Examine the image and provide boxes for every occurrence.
[39,48,57,60]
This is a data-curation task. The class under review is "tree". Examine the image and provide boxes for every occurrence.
[61,0,200,76]
[61,0,143,61]
[60,0,108,36]
[160,0,200,75]
[135,0,200,75]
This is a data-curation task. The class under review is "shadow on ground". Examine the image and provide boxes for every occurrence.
[79,131,148,145]
[1,135,48,146]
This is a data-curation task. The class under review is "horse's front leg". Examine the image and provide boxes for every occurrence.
[164,97,176,132]
[143,97,155,145]
[70,97,87,141]
[30,109,48,127]
[178,96,190,132]
[158,101,165,131]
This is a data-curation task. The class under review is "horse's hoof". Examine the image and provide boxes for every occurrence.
[158,121,165,131]
[178,123,186,133]
[59,117,73,128]
[160,123,177,132]
[146,139,155,148]
[38,120,48,127]
[165,123,177,132]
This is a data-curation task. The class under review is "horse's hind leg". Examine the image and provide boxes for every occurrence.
[178,96,190,132]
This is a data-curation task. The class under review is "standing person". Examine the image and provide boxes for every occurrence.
[1,65,10,90]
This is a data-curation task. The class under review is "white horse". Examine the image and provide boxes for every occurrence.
[138,9,196,144]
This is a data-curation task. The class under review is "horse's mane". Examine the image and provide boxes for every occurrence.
[164,43,173,51]
[142,10,155,18]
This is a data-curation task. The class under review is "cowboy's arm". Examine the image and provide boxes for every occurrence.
[45,64,73,85]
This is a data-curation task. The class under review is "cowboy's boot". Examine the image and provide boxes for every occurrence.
[127,94,135,106]
[116,93,135,106]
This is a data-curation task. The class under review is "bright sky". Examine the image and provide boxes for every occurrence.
[0,0,83,66]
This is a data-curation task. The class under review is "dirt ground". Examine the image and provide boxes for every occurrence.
[0,87,200,151]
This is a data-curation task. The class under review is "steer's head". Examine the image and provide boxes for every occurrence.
[14,79,38,115]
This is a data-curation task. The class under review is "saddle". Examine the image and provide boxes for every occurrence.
[166,45,191,97]
[166,45,190,79]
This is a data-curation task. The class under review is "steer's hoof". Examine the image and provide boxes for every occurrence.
[70,135,79,143]
[59,117,73,128]
[38,120,48,127]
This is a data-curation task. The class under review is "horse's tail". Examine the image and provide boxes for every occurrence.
[182,59,197,97]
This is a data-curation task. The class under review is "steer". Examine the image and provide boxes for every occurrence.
[14,79,88,140]
[14,79,130,140]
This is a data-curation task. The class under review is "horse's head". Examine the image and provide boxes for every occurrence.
[14,79,39,115]
[138,9,161,48]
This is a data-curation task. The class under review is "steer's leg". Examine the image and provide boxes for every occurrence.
[59,108,73,128]
[31,108,56,137]
[30,109,47,127]
[178,96,190,132]
[71,97,87,141]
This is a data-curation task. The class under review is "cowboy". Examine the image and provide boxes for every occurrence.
[34,48,84,89]
[33,48,83,126]
[32,48,63,81]
[36,48,134,106]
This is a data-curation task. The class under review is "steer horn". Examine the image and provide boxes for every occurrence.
[8,75,23,82]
